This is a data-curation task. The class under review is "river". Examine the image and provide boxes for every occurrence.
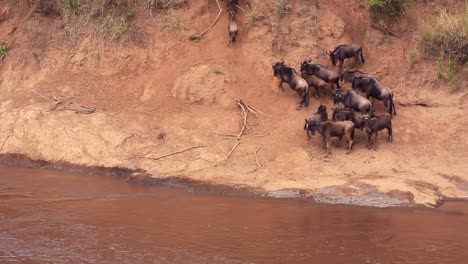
[0,166,467,264]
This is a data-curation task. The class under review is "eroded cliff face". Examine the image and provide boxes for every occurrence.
[0,0,467,207]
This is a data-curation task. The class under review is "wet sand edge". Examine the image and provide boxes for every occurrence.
[0,153,463,208]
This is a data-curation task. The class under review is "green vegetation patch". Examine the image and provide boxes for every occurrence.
[0,42,9,63]
[420,4,468,64]
[369,0,406,16]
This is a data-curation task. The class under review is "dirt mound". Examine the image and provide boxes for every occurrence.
[171,64,235,106]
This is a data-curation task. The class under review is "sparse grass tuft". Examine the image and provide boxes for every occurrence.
[145,0,186,11]
[102,15,129,39]
[275,0,290,19]
[369,0,406,16]
[213,69,224,75]
[407,47,419,68]
[0,42,9,63]
[420,4,468,64]
[436,58,461,92]
[95,52,101,61]
[246,2,259,25]
[163,16,183,37]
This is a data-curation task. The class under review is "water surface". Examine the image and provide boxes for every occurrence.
[1,166,467,263]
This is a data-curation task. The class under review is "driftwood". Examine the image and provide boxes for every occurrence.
[190,0,222,40]
[146,145,205,161]
[252,146,262,172]
[236,99,248,140]
[226,142,240,160]
[397,100,439,107]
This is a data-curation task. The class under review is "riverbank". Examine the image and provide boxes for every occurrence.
[0,1,466,208]
[1,153,464,208]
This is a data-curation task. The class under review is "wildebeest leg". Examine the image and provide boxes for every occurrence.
[278,80,285,91]
[354,53,360,65]
[339,61,344,74]
[322,135,327,150]
[346,133,353,154]
[366,132,372,149]
[373,132,378,150]
[325,136,331,157]
[387,124,393,142]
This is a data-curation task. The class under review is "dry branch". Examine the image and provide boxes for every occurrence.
[252,146,262,172]
[371,22,397,36]
[190,0,222,40]
[226,142,240,160]
[398,100,439,107]
[213,132,238,137]
[0,130,12,151]
[127,145,158,160]
[236,99,248,140]
[146,145,205,161]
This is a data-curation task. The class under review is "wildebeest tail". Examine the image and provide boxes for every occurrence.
[360,48,365,63]
[390,93,396,115]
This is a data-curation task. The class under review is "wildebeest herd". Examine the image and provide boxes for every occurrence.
[273,44,395,157]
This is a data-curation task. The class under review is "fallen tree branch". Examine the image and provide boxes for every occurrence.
[226,142,240,160]
[127,145,158,160]
[252,146,262,172]
[213,132,238,137]
[236,99,248,140]
[146,145,205,161]
[190,0,222,40]
[0,130,12,152]
[245,104,272,118]
[397,100,439,107]
[371,22,397,37]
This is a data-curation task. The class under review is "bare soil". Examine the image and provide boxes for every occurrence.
[0,0,467,207]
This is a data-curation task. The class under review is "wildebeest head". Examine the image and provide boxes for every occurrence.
[327,50,337,66]
[300,59,312,74]
[333,89,345,105]
[272,61,285,77]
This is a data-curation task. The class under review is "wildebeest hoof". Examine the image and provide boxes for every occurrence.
[346,151,351,154]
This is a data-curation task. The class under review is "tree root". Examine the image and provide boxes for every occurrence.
[190,0,222,41]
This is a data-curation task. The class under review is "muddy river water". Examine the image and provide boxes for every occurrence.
[1,166,468,264]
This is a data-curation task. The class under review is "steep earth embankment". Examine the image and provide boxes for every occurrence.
[0,0,467,207]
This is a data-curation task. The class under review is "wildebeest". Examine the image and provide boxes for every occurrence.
[352,76,396,115]
[308,120,355,157]
[331,108,365,129]
[363,113,393,150]
[273,61,310,109]
[300,72,332,98]
[327,44,365,73]
[300,59,341,90]
[304,104,328,139]
[228,13,239,46]
[340,70,365,83]
[333,89,373,115]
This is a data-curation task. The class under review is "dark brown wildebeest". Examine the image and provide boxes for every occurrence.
[333,89,373,115]
[327,44,365,73]
[273,61,310,109]
[352,76,396,115]
[340,70,365,83]
[304,104,328,139]
[300,72,332,98]
[331,108,366,130]
[228,13,239,46]
[363,113,393,150]
[308,119,355,158]
[300,59,341,90]
[227,0,239,46]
